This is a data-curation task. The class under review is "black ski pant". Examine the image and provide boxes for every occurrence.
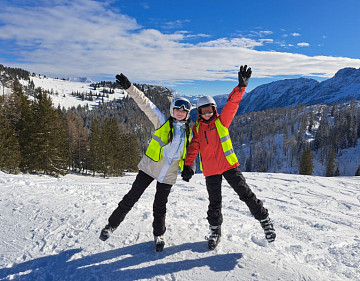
[108,170,172,236]
[205,166,268,226]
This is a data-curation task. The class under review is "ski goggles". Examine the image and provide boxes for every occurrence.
[173,99,191,112]
[200,109,214,116]
[199,105,215,115]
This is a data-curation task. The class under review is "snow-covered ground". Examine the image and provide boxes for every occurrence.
[0,171,359,281]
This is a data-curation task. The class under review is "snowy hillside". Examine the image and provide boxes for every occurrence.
[24,76,127,109]
[0,171,359,280]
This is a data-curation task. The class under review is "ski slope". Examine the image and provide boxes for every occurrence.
[0,171,359,280]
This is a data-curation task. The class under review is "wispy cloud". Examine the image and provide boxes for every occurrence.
[248,30,273,37]
[162,20,191,30]
[196,38,264,49]
[297,42,310,47]
[0,0,359,85]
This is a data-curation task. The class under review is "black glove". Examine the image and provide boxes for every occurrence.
[181,165,194,182]
[115,73,131,89]
[238,65,252,87]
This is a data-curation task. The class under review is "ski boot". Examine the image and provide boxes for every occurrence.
[99,224,117,241]
[207,225,221,250]
[260,217,276,243]
[154,235,165,252]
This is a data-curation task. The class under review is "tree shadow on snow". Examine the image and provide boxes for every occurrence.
[0,241,243,280]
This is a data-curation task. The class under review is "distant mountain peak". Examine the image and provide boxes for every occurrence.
[236,67,360,114]
[334,67,359,77]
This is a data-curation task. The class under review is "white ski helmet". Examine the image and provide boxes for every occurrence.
[170,97,192,120]
[196,96,217,114]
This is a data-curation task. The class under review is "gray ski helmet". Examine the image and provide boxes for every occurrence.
[196,96,217,114]
[170,97,191,120]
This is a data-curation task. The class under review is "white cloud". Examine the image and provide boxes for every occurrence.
[291,33,301,37]
[249,30,273,37]
[0,0,359,86]
[297,42,310,47]
[196,38,263,48]
[162,20,190,29]
[280,43,294,47]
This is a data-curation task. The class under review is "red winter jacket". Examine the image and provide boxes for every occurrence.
[185,86,246,177]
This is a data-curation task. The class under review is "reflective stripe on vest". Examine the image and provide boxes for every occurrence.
[145,119,190,171]
[196,118,238,170]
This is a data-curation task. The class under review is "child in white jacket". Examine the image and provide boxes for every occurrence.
[100,74,192,252]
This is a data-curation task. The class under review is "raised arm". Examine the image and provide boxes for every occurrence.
[219,65,252,128]
[116,73,166,128]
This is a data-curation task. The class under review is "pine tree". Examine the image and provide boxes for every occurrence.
[51,107,69,175]
[101,117,124,177]
[89,119,102,176]
[245,151,252,172]
[0,107,21,173]
[27,89,68,175]
[6,81,34,172]
[325,147,336,177]
[65,111,88,172]
[120,133,141,172]
[299,147,314,175]
[18,95,36,171]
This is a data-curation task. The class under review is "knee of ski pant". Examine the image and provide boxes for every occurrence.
[118,196,135,211]
[236,187,255,201]
[153,206,167,216]
[226,173,248,189]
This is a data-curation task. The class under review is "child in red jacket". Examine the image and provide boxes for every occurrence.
[181,65,276,250]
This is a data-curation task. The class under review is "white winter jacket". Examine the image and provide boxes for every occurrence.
[125,84,187,185]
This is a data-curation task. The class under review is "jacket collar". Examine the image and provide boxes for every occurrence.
[173,119,186,128]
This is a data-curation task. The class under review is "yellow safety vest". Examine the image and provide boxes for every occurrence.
[196,118,238,171]
[146,119,190,171]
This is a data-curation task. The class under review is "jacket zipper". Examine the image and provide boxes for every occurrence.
[204,131,208,144]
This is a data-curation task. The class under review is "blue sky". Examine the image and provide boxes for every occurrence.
[1,0,360,96]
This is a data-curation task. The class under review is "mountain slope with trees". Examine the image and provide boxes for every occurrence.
[1,64,360,177]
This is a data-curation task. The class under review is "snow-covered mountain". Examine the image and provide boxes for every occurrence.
[0,171,359,280]
[238,67,360,114]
